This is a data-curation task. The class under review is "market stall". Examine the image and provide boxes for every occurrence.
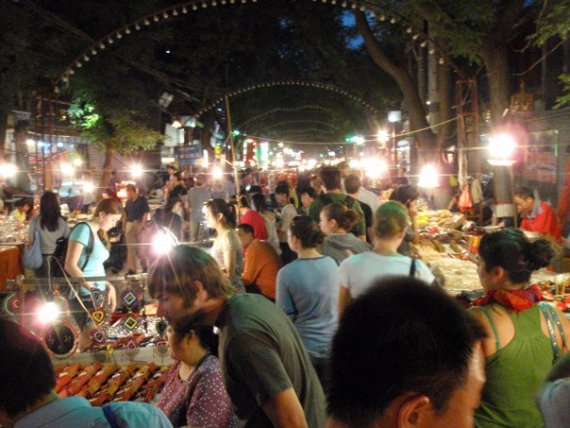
[414,209,570,311]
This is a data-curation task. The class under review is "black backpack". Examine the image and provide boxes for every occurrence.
[52,222,95,276]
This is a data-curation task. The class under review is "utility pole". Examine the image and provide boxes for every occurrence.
[224,96,240,197]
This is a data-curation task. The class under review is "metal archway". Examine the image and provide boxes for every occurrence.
[55,0,465,87]
[236,105,332,130]
[193,81,378,118]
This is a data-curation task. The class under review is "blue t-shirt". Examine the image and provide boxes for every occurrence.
[14,396,172,428]
[276,256,339,358]
[69,223,109,295]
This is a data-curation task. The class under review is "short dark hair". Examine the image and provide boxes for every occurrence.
[344,174,361,194]
[237,223,254,236]
[479,229,553,283]
[275,183,290,196]
[148,245,232,303]
[328,277,485,427]
[290,215,324,248]
[319,166,342,191]
[15,198,30,208]
[171,316,219,356]
[300,187,317,199]
[514,186,534,200]
[389,185,419,206]
[0,319,56,418]
[125,183,137,193]
[173,171,183,181]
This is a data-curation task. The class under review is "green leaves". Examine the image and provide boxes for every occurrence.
[554,74,570,109]
[533,0,570,46]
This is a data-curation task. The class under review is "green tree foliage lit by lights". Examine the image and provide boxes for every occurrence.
[533,0,570,109]
[361,0,546,129]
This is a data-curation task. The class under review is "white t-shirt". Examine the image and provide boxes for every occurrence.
[357,187,380,214]
[339,251,435,299]
[278,203,298,242]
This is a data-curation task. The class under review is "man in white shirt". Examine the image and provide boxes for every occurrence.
[347,174,379,214]
[275,183,298,265]
[187,174,211,242]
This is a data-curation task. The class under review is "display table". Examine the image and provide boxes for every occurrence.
[54,359,171,405]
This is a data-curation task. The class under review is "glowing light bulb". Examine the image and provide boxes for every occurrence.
[0,163,17,179]
[212,166,223,180]
[130,164,143,178]
[418,164,440,188]
[152,229,178,255]
[488,133,517,166]
[37,302,61,324]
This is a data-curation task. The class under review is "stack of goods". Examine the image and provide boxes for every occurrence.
[416,210,466,230]
[88,316,164,352]
[416,229,469,261]
[539,272,570,312]
[54,362,170,405]
[0,215,28,245]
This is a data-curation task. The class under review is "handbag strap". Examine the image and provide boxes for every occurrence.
[72,222,95,271]
[409,258,417,277]
[102,404,121,428]
[539,302,565,362]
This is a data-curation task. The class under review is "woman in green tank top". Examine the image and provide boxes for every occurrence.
[470,229,570,428]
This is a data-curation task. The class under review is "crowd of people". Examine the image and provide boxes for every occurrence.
[3,163,570,427]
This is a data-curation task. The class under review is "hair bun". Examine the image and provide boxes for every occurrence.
[527,239,554,271]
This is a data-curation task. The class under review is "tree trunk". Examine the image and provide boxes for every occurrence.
[481,45,511,126]
[437,62,452,150]
[14,121,31,191]
[100,146,115,190]
[0,109,8,161]
[355,12,438,162]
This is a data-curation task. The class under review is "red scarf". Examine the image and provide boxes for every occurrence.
[474,284,543,313]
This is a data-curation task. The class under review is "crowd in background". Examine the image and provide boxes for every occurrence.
[5,162,570,427]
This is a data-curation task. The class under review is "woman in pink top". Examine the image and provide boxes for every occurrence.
[157,318,237,428]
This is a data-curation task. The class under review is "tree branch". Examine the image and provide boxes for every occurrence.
[494,0,527,40]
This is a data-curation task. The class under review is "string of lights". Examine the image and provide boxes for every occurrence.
[55,0,463,90]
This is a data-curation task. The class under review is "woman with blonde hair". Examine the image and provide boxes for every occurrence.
[338,201,435,316]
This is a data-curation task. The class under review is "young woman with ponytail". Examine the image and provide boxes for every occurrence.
[205,198,244,293]
[338,201,435,316]
[276,215,339,391]
[319,203,370,264]
[64,199,123,348]
[471,229,570,427]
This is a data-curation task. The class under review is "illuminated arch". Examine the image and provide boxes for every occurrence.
[193,81,378,117]
[237,105,332,130]
[249,120,341,135]
[56,0,464,86]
